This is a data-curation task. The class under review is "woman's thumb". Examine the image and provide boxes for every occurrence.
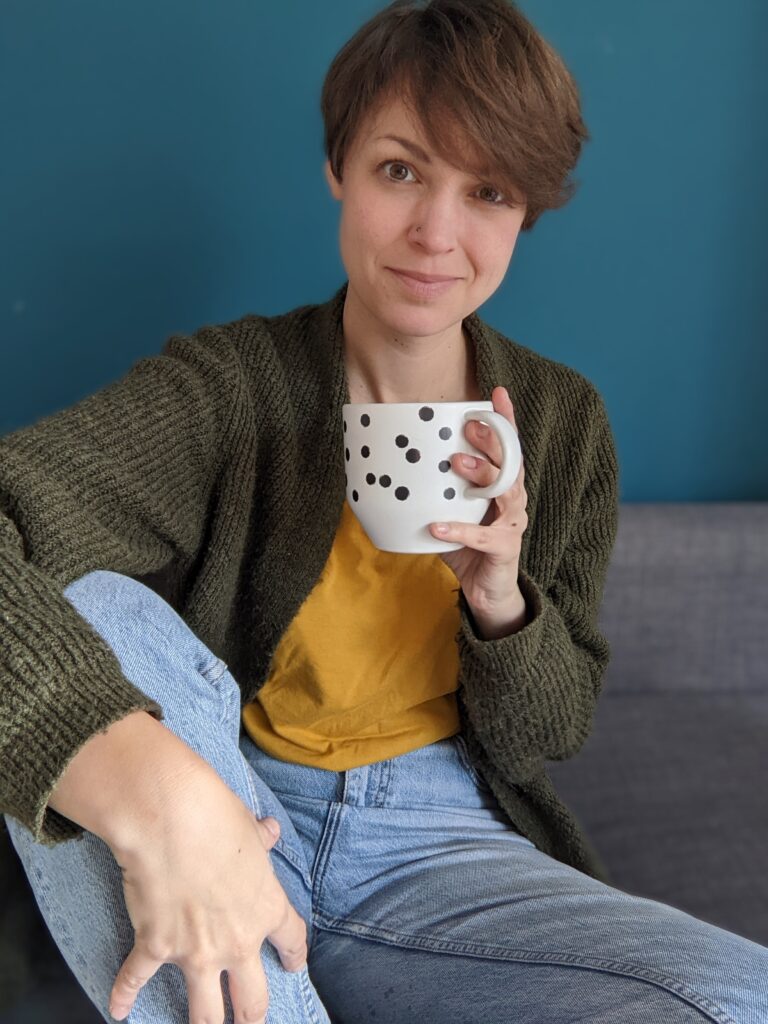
[259,816,281,849]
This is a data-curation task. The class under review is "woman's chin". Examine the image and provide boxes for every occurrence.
[346,275,466,337]
[373,296,462,338]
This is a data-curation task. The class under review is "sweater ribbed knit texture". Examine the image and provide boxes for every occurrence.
[0,282,619,881]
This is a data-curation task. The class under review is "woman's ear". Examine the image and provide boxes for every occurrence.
[324,159,343,200]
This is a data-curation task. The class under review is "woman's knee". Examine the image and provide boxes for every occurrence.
[62,569,235,717]
[64,570,207,667]
[64,570,171,630]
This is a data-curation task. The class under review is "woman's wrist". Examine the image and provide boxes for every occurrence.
[466,584,529,640]
[48,709,207,856]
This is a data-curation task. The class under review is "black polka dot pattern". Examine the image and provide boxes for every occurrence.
[345,406,475,506]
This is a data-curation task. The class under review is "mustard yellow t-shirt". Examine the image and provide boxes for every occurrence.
[242,498,461,768]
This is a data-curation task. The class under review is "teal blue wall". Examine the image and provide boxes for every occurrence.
[2,1,766,500]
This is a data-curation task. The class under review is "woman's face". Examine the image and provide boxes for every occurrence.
[324,95,527,342]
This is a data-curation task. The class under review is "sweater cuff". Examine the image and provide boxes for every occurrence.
[6,659,163,847]
[456,568,549,681]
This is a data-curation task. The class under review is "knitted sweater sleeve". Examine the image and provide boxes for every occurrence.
[455,385,619,781]
[0,326,243,844]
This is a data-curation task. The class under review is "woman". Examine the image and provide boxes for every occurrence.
[2,1,766,1022]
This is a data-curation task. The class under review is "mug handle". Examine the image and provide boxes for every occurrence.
[460,409,522,500]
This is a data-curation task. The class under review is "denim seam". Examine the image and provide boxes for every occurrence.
[240,748,264,819]
[373,758,391,807]
[199,656,229,683]
[454,734,489,791]
[241,770,311,888]
[310,804,344,915]
[240,739,311,887]
[312,914,737,1024]
[298,967,323,1024]
[20,841,107,1005]
[274,839,312,887]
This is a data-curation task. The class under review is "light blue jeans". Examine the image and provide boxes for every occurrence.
[6,570,768,1023]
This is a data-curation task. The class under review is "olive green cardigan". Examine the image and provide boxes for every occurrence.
[0,282,619,880]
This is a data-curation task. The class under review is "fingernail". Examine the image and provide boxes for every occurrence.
[476,424,489,436]
[434,523,449,534]
[264,817,280,839]
[461,455,477,468]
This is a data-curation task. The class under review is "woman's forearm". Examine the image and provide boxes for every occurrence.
[47,709,207,857]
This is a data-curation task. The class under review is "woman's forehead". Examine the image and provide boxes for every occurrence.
[357,95,426,146]
[357,95,492,177]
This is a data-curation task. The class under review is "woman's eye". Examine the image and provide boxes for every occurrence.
[379,161,511,206]
[476,185,507,205]
[381,160,415,182]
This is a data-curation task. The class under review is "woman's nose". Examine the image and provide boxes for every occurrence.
[408,195,460,253]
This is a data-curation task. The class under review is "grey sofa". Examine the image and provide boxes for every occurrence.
[1,502,766,1021]
[549,501,768,949]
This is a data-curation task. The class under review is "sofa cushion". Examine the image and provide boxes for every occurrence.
[549,503,768,946]
[597,503,768,695]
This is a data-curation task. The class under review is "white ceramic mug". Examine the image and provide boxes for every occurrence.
[342,400,522,553]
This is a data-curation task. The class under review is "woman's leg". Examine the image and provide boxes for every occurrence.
[293,737,768,1024]
[5,570,330,1024]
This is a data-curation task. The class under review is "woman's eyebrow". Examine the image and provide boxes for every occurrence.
[373,134,495,185]
[374,135,432,164]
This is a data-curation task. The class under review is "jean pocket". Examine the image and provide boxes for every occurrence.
[453,734,491,792]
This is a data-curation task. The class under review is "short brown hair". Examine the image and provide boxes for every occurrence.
[320,0,589,231]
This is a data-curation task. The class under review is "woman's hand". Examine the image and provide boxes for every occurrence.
[107,765,307,1024]
[429,385,529,638]
[48,710,307,1024]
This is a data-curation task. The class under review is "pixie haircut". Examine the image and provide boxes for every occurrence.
[320,0,589,231]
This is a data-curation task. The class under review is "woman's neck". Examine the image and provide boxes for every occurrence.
[342,293,482,404]
[345,361,482,405]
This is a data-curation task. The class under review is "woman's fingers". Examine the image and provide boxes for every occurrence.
[467,419,502,467]
[455,445,526,506]
[456,452,497,484]
[227,958,271,1024]
[256,815,281,851]
[109,947,162,1020]
[184,967,228,1024]
[106,779,305,1022]
[253,816,308,972]
[266,899,309,973]
[109,899,303,1024]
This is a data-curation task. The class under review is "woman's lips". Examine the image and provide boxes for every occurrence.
[388,268,460,298]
